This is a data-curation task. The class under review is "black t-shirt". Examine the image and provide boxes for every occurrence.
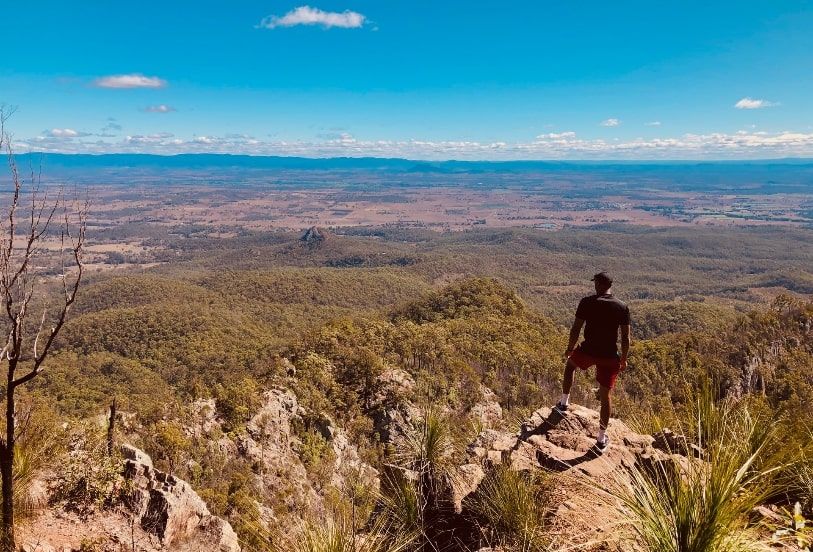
[575,294,631,358]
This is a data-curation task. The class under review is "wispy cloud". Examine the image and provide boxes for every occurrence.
[735,97,778,109]
[123,132,176,145]
[143,104,176,113]
[94,74,167,89]
[100,119,123,136]
[600,118,621,127]
[46,128,92,138]
[537,131,577,140]
[645,121,661,127]
[257,6,366,29]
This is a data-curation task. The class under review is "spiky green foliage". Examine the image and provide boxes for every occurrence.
[469,467,552,551]
[795,429,813,516]
[274,515,414,552]
[613,382,793,552]
[405,409,455,480]
[374,410,465,550]
[378,468,423,538]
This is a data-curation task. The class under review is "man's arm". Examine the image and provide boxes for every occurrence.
[620,324,631,369]
[565,318,585,357]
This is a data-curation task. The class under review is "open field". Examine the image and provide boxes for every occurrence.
[81,184,813,232]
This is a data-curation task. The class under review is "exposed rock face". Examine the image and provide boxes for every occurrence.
[234,389,378,520]
[652,428,703,458]
[469,386,503,428]
[369,368,421,447]
[122,444,240,552]
[236,388,319,517]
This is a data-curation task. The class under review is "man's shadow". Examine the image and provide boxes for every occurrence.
[513,409,600,472]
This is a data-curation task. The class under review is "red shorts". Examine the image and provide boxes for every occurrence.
[568,348,622,389]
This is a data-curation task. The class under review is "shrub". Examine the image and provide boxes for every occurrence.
[297,429,337,489]
[215,377,262,431]
[52,423,121,510]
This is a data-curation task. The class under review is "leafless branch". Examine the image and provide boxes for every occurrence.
[13,196,87,387]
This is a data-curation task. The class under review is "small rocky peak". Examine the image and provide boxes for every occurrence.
[301,226,328,247]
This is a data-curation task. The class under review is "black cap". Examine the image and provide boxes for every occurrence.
[591,271,613,285]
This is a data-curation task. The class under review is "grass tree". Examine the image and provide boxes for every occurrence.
[613,382,796,552]
[0,109,87,551]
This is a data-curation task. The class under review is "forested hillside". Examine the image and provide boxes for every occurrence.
[9,226,813,550]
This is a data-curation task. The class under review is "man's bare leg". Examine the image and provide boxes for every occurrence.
[557,360,577,410]
[562,360,577,395]
[597,384,611,445]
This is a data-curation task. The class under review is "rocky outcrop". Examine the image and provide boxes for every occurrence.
[301,226,328,247]
[440,403,691,551]
[369,368,421,447]
[465,404,685,479]
[235,388,320,518]
[373,402,688,552]
[232,389,378,521]
[19,445,240,552]
[121,444,240,552]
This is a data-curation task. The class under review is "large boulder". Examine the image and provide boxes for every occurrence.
[122,445,240,552]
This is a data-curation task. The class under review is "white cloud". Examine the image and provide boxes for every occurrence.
[537,131,577,140]
[600,118,621,127]
[94,74,167,89]
[144,104,176,113]
[18,129,813,160]
[47,128,79,138]
[258,6,366,29]
[645,121,661,127]
[735,97,778,109]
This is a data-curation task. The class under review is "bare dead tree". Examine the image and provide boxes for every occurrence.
[0,109,87,551]
[107,397,118,457]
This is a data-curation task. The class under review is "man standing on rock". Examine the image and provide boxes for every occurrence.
[555,272,630,453]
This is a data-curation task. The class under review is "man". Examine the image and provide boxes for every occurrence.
[555,271,630,453]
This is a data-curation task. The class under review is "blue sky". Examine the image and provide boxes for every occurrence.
[2,0,813,159]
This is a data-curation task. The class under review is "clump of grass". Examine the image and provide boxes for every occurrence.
[468,466,552,551]
[395,407,458,516]
[377,468,423,538]
[274,514,414,552]
[9,399,67,517]
[612,380,793,552]
[403,408,455,478]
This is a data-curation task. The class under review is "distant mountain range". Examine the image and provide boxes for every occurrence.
[13,152,813,174]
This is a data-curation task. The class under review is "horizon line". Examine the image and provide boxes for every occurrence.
[15,151,813,165]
